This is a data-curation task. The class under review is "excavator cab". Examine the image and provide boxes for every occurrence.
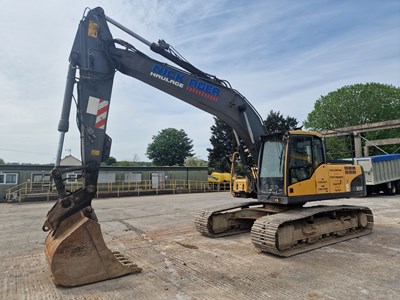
[257,131,366,205]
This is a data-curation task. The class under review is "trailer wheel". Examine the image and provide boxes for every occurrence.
[366,186,373,196]
[385,182,397,195]
[396,181,400,194]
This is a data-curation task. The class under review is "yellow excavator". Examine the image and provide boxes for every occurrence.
[229,151,256,198]
[43,7,373,287]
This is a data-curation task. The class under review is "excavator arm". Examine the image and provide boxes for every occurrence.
[43,7,266,286]
[44,7,266,234]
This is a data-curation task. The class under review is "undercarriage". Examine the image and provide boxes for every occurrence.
[194,202,373,256]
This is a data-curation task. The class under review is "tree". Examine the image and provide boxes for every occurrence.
[304,83,400,130]
[184,156,208,167]
[0,158,4,164]
[207,117,236,173]
[146,128,194,166]
[207,112,298,173]
[102,156,117,166]
[304,83,400,157]
[115,160,154,166]
[264,110,298,134]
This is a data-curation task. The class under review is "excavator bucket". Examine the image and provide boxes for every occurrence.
[45,211,142,287]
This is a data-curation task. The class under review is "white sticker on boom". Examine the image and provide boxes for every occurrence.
[87,96,100,115]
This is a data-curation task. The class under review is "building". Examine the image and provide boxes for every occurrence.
[0,160,209,202]
[60,155,81,166]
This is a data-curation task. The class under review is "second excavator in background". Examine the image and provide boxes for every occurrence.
[43,7,373,287]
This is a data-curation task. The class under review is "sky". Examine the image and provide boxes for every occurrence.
[0,0,399,164]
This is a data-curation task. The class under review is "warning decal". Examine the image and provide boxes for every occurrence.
[86,96,109,130]
[88,21,98,38]
[95,99,109,129]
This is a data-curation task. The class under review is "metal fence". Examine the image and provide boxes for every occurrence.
[5,179,231,203]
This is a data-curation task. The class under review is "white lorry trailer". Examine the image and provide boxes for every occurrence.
[353,154,400,195]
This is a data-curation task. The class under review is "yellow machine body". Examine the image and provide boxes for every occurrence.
[287,163,364,197]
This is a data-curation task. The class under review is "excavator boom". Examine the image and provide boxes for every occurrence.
[43,6,265,287]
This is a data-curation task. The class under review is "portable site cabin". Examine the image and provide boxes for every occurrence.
[0,162,208,201]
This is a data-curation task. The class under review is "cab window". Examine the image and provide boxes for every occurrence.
[289,135,323,184]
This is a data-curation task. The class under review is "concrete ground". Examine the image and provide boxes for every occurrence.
[0,192,399,300]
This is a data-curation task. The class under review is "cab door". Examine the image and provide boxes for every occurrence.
[287,133,326,195]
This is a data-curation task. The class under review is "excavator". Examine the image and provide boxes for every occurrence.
[43,7,374,287]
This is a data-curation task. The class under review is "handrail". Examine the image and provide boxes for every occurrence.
[5,179,230,203]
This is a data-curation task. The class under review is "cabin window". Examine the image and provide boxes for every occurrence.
[0,173,18,185]
[288,135,324,184]
[125,172,142,183]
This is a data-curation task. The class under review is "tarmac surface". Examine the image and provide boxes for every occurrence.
[0,192,399,299]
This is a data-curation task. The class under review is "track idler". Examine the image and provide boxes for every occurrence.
[45,210,142,287]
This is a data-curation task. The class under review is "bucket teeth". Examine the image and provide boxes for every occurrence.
[115,254,132,264]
